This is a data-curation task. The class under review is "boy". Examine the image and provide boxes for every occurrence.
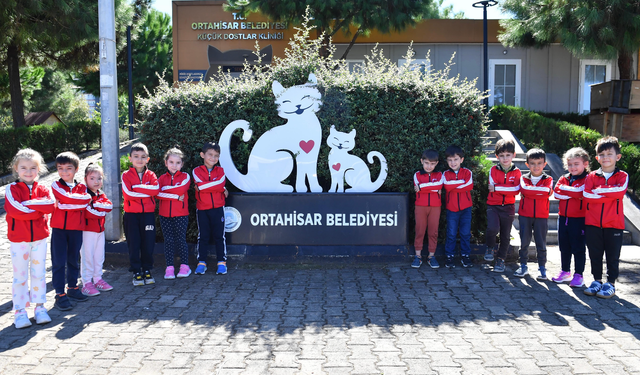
[583,136,628,298]
[514,148,553,280]
[50,152,91,310]
[193,142,229,275]
[412,149,443,269]
[485,139,521,272]
[443,145,473,268]
[122,143,159,286]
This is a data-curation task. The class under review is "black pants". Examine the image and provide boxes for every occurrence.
[196,207,227,264]
[558,216,586,274]
[124,212,156,273]
[50,228,82,294]
[159,215,189,267]
[585,225,623,284]
[486,204,515,260]
[518,215,548,268]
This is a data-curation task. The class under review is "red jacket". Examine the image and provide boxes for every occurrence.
[84,190,113,233]
[553,171,588,218]
[414,170,443,207]
[583,168,628,229]
[157,171,191,217]
[193,165,226,210]
[5,181,55,243]
[487,164,521,206]
[50,179,91,231]
[122,167,159,213]
[518,172,553,219]
[443,168,473,212]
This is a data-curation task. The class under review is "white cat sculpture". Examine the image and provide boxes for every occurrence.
[218,73,323,193]
[327,125,388,193]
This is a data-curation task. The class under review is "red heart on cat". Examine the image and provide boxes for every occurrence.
[299,140,315,153]
[332,163,341,171]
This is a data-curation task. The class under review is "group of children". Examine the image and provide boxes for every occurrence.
[413,136,628,301]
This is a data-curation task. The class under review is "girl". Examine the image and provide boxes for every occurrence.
[552,147,590,287]
[81,163,114,296]
[5,148,55,328]
[157,148,191,279]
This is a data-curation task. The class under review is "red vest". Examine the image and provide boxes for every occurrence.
[553,172,588,218]
[122,167,159,213]
[443,168,473,212]
[50,179,91,230]
[157,171,191,217]
[5,181,55,242]
[414,170,443,207]
[518,172,553,219]
[84,190,113,233]
[193,165,226,210]
[583,168,628,229]
[487,164,521,206]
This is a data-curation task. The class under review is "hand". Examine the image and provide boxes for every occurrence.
[178,195,185,202]
[194,184,199,192]
[488,184,495,192]
[224,189,229,198]
[414,185,419,192]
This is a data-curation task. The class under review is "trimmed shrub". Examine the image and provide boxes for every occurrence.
[535,111,590,128]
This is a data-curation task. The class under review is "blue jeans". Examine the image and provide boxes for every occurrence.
[445,207,472,257]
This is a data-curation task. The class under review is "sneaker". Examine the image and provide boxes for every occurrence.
[596,282,616,299]
[569,274,584,288]
[484,247,495,261]
[195,262,207,275]
[461,256,474,268]
[81,282,100,297]
[34,306,51,325]
[584,281,603,296]
[536,268,548,281]
[217,262,227,275]
[514,265,529,278]
[177,264,191,278]
[95,279,113,291]
[144,270,155,285]
[445,256,456,269]
[552,271,572,284]
[67,287,88,302]
[164,266,176,280]
[493,259,505,273]
[428,256,440,269]
[411,256,422,269]
[14,310,32,329]
[132,272,145,286]
[54,294,73,311]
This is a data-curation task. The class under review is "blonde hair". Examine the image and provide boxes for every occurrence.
[84,162,105,180]
[12,148,47,179]
[164,147,184,161]
[563,147,590,172]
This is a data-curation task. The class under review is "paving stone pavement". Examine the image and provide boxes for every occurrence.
[2,158,640,374]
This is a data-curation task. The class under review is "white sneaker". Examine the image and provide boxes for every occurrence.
[14,310,32,329]
[34,306,51,325]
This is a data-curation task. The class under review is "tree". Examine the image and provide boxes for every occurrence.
[0,67,45,112]
[225,0,438,60]
[499,0,640,80]
[435,0,465,19]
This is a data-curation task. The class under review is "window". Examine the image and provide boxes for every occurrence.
[579,59,612,114]
[398,59,431,74]
[345,59,365,74]
[489,59,521,107]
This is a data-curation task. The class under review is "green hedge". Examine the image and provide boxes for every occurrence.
[490,105,640,195]
[0,120,101,174]
[535,111,590,128]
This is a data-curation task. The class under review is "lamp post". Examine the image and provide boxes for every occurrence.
[127,25,134,140]
[473,0,498,111]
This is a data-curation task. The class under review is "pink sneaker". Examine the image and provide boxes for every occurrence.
[177,264,191,278]
[552,271,571,283]
[569,274,584,288]
[164,266,176,280]
[95,279,113,291]
[82,282,100,296]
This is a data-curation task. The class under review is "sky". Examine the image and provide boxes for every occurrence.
[150,0,508,20]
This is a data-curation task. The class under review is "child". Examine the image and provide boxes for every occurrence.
[552,147,590,287]
[443,145,474,268]
[157,148,192,279]
[122,143,160,286]
[50,151,92,310]
[193,142,229,275]
[5,149,55,328]
[485,139,521,272]
[81,163,114,296]
[412,149,444,269]
[514,148,553,280]
[583,136,628,298]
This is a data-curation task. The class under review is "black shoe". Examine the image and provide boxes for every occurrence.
[445,256,456,269]
[67,287,88,302]
[55,294,73,311]
[144,270,155,285]
[133,272,145,286]
[461,256,474,268]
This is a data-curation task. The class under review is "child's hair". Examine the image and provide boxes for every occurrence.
[526,148,546,162]
[202,142,221,154]
[84,162,105,179]
[562,147,590,171]
[495,139,515,155]
[164,147,184,161]
[595,136,621,155]
[55,151,80,169]
[12,148,47,178]
[130,142,149,156]
[421,149,439,162]
[445,145,464,159]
